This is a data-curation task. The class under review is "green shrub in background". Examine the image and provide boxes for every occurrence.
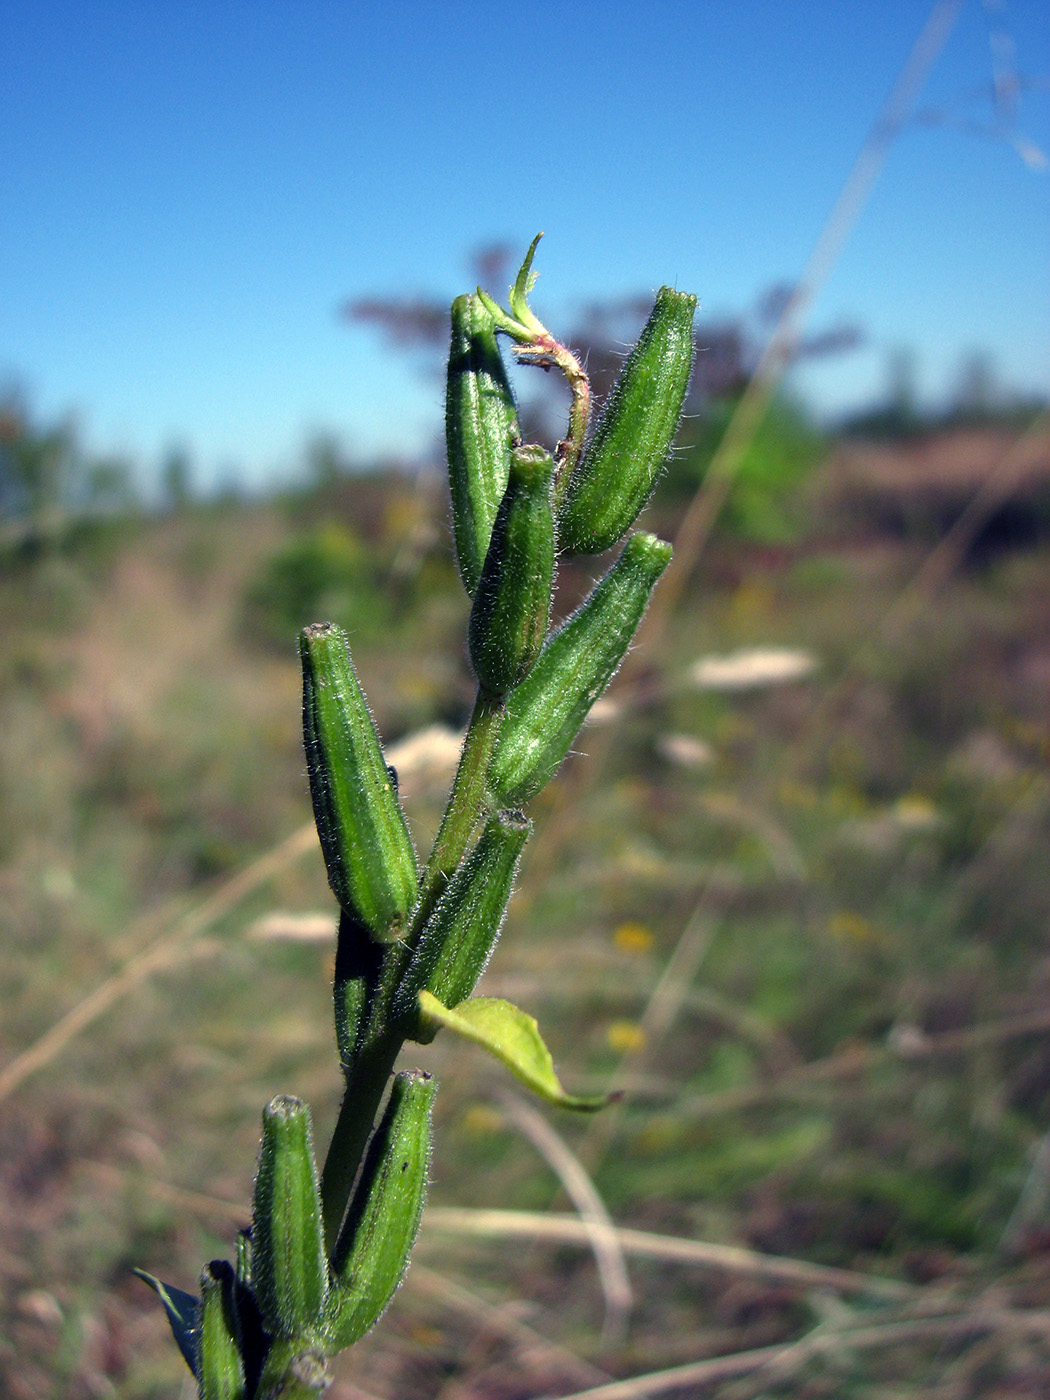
[242,522,392,650]
[665,393,825,543]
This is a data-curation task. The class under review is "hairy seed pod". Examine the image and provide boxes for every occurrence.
[397,810,531,1038]
[326,1070,436,1348]
[559,288,696,554]
[488,532,672,806]
[446,293,521,596]
[468,445,555,696]
[197,1261,246,1400]
[251,1097,328,1339]
[300,624,418,941]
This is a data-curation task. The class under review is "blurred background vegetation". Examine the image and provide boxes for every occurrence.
[2,278,1049,1395]
[2,3,1049,1389]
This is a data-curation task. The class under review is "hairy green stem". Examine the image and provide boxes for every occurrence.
[412,688,504,933]
[319,1029,402,1254]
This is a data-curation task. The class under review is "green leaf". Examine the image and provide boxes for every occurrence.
[133,1269,199,1378]
[417,991,608,1111]
[509,233,544,326]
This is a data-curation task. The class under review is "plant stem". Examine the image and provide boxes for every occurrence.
[319,1027,402,1253]
[412,687,504,935]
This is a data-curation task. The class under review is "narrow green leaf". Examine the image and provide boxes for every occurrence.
[418,991,608,1111]
[508,232,544,326]
[133,1269,199,1378]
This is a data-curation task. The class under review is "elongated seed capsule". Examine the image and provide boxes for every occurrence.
[559,288,696,554]
[396,810,531,1039]
[197,1261,246,1400]
[468,445,555,696]
[325,1070,435,1348]
[251,1096,328,1339]
[446,292,521,597]
[488,532,672,806]
[301,624,418,941]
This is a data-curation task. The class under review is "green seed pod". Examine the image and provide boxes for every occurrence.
[325,1070,435,1349]
[468,445,555,697]
[301,624,418,941]
[197,1261,246,1400]
[446,292,521,596]
[559,288,696,554]
[332,909,383,1072]
[488,532,672,806]
[251,1096,328,1339]
[397,810,531,1039]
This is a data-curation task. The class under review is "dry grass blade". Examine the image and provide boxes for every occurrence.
[880,411,1050,642]
[674,1005,1050,1122]
[82,1159,250,1224]
[409,1264,610,1391]
[81,1161,608,1391]
[998,1120,1050,1260]
[579,883,722,1169]
[500,1091,633,1346]
[80,1163,906,1306]
[647,0,965,631]
[0,822,318,1103]
[539,1307,1050,1400]
[422,1208,913,1301]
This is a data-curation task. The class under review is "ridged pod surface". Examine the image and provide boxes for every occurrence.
[559,288,696,554]
[488,532,672,806]
[197,1262,246,1400]
[326,1071,435,1348]
[468,445,555,696]
[251,1097,328,1339]
[300,624,418,941]
[397,810,531,1037]
[446,292,521,596]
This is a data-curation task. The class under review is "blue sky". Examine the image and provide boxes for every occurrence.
[2,1,1047,492]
